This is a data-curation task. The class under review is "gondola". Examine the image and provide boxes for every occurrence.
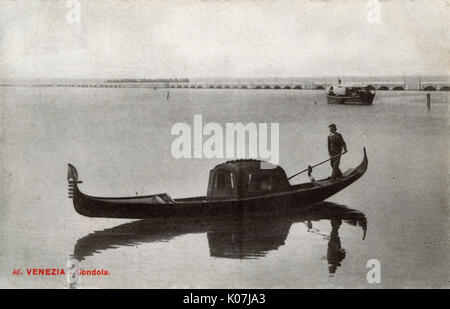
[68,148,368,219]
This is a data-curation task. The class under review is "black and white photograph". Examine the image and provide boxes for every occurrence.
[0,0,448,290]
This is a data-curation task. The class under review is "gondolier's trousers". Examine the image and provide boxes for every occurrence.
[330,154,342,180]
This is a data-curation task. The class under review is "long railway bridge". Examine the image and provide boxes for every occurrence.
[1,80,449,91]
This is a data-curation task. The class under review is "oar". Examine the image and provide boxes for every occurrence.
[288,151,347,180]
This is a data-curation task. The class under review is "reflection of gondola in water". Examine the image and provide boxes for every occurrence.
[206,215,292,259]
[72,202,366,273]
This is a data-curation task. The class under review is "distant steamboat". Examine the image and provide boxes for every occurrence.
[326,84,375,105]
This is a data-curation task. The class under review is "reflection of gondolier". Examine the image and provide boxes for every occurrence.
[328,124,347,181]
[426,92,430,111]
[327,218,345,274]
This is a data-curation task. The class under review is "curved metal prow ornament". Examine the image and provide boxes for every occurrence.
[68,164,82,199]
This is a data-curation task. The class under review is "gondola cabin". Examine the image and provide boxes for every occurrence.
[207,160,290,199]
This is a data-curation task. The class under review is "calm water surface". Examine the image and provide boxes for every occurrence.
[0,87,448,288]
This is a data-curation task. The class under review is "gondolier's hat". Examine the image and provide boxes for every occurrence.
[329,123,336,129]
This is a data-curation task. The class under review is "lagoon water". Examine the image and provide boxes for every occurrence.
[0,87,448,288]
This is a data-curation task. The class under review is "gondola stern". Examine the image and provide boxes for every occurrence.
[362,147,368,169]
[353,147,368,177]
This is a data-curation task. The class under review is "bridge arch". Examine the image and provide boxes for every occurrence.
[440,86,450,91]
[216,85,223,89]
[367,85,375,90]
[264,85,272,89]
[183,85,188,88]
[283,85,291,89]
[294,85,302,89]
[190,85,196,88]
[273,85,281,89]
[224,86,230,89]
[255,85,262,89]
[423,86,436,91]
[393,86,404,90]
[378,86,389,90]
[197,85,203,88]
[315,85,325,90]
[240,85,248,89]
[232,85,239,89]
[208,85,215,89]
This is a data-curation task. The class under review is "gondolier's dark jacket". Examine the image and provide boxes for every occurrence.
[328,133,347,155]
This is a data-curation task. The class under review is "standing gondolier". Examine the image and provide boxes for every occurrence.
[328,124,347,181]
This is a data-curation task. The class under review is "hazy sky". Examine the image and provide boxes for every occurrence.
[0,0,449,78]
